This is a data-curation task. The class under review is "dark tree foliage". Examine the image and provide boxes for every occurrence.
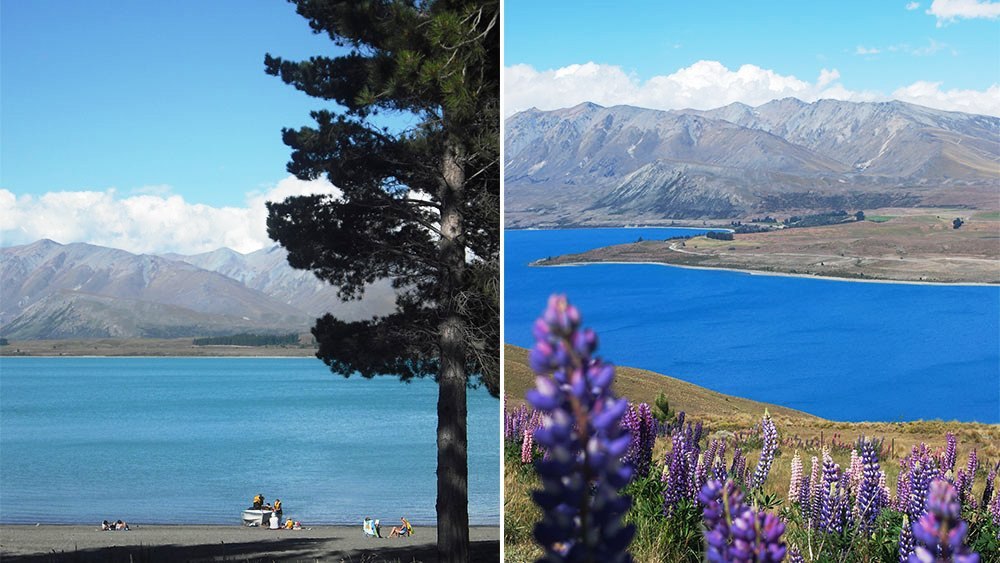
[192,333,299,347]
[954,217,964,229]
[264,2,498,561]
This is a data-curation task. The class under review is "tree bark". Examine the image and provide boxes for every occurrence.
[436,139,470,563]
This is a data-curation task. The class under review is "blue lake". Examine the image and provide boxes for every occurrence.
[0,357,499,525]
[505,228,1000,423]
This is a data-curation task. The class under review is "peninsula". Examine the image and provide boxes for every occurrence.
[534,208,1000,285]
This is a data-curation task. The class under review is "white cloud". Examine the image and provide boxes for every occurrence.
[855,46,881,55]
[504,60,1000,117]
[927,0,1000,23]
[0,176,341,255]
[892,81,1000,114]
[906,2,921,10]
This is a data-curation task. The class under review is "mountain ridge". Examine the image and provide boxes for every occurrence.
[1,240,396,340]
[505,98,999,228]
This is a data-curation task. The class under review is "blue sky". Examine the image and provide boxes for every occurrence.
[504,0,1000,116]
[2,0,346,208]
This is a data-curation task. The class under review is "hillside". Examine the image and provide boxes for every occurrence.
[505,98,999,228]
[535,208,1000,284]
[504,343,1000,459]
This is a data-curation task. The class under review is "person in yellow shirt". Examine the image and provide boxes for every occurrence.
[252,494,263,509]
[274,499,282,522]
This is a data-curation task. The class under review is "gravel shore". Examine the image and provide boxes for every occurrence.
[0,524,499,562]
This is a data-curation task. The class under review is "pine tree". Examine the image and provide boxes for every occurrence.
[264,2,498,561]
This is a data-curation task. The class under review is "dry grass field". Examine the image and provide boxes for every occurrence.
[540,208,1000,284]
[504,344,1000,563]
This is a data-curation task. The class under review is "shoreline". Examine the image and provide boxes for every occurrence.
[0,524,499,562]
[538,259,999,287]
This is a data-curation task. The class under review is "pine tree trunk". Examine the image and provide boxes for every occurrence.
[437,140,470,563]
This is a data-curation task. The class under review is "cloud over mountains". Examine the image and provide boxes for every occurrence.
[504,60,1000,118]
[0,176,341,255]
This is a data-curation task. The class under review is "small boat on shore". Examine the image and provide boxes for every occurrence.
[241,509,273,526]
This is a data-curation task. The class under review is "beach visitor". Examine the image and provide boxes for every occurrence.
[115,520,129,531]
[101,520,111,531]
[252,493,264,509]
[269,512,279,530]
[274,498,282,522]
[389,517,411,538]
[285,518,294,529]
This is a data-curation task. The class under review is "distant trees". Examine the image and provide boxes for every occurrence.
[706,231,734,241]
[192,333,299,347]
[855,210,865,221]
[953,218,964,229]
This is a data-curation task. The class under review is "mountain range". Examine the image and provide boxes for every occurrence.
[505,98,999,227]
[0,239,396,340]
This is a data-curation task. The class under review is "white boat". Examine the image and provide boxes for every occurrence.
[241,509,273,526]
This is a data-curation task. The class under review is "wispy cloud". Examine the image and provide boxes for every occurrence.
[927,0,1000,24]
[855,46,882,55]
[906,2,921,10]
[0,176,341,255]
[504,60,1000,117]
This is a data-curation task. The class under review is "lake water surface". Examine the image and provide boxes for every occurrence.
[505,228,999,423]
[0,357,499,525]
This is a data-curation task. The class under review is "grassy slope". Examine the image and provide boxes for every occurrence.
[504,343,1000,562]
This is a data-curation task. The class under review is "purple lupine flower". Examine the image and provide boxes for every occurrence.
[909,459,938,520]
[663,427,699,517]
[942,433,958,475]
[700,479,786,562]
[788,546,804,563]
[788,451,803,504]
[990,477,1000,532]
[817,450,840,532]
[857,438,885,533]
[909,479,980,563]
[521,430,534,464]
[731,445,747,486]
[621,402,656,479]
[751,410,778,490]
[982,463,996,513]
[700,479,748,562]
[899,514,915,563]
[957,449,978,511]
[526,295,635,563]
[730,508,787,562]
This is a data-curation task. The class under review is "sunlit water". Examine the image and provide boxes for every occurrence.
[505,228,999,423]
[0,357,499,525]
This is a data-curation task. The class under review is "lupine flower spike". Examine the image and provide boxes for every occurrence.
[526,295,635,563]
[909,479,979,563]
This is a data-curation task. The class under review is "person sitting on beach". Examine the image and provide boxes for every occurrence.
[115,520,129,531]
[252,493,264,509]
[389,517,412,538]
[285,518,294,530]
[101,520,111,531]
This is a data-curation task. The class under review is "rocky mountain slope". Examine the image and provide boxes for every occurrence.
[505,99,999,227]
[164,245,396,320]
[1,240,396,340]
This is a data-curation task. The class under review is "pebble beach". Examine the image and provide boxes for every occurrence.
[0,524,500,562]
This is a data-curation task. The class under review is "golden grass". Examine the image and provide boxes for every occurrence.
[503,344,1000,560]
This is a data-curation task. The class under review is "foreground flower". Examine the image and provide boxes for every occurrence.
[527,295,635,563]
[700,479,787,562]
[909,479,979,563]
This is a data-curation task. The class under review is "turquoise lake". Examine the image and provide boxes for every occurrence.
[505,228,1000,423]
[0,357,500,525]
